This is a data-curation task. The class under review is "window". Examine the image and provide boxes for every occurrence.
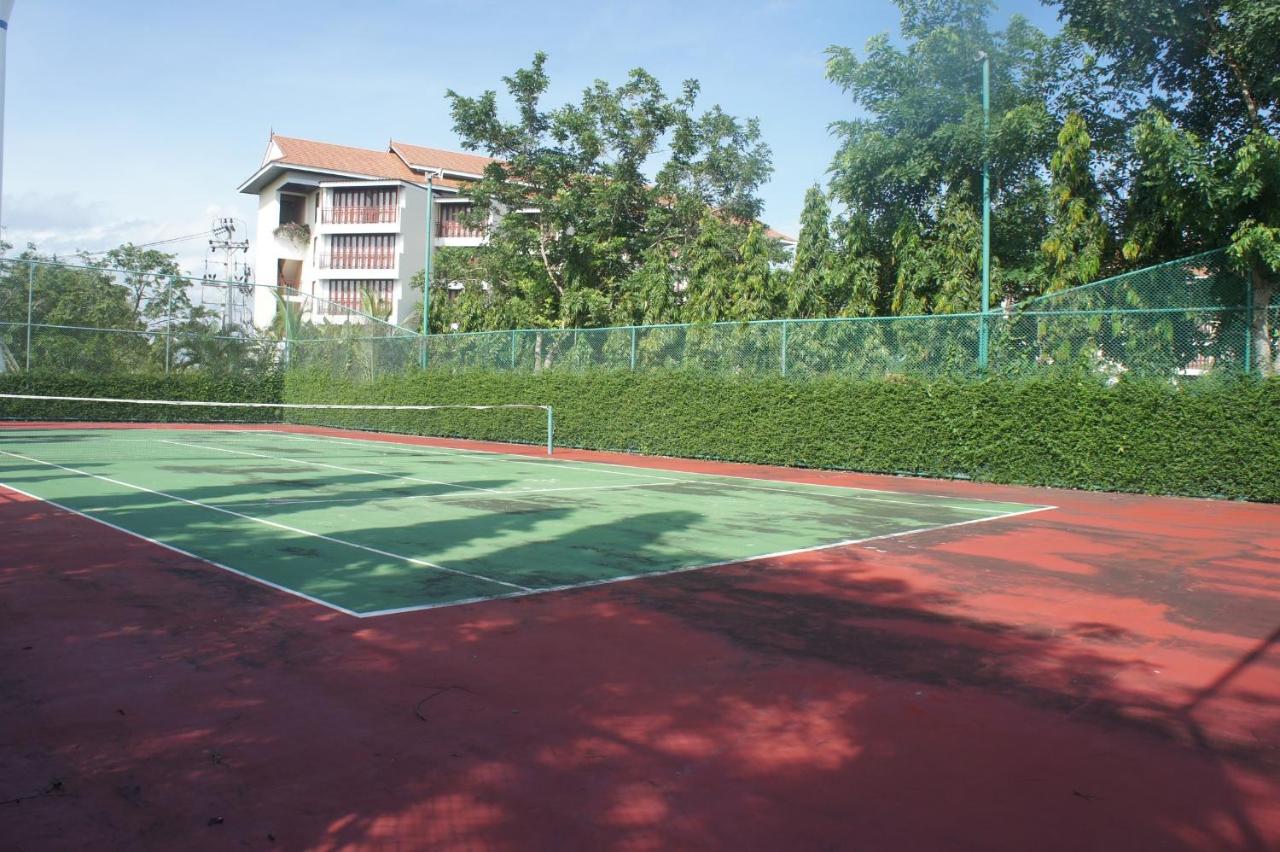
[279,194,305,226]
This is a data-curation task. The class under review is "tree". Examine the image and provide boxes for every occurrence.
[788,186,832,318]
[443,53,775,330]
[1058,0,1280,372]
[731,223,780,321]
[825,2,1070,310]
[1041,112,1108,293]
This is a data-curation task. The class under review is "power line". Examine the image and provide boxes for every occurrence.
[77,230,214,256]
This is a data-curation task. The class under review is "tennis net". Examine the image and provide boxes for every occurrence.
[0,394,556,464]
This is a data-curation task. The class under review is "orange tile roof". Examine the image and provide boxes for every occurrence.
[269,134,422,183]
[389,141,496,176]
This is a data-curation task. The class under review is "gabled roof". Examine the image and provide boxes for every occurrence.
[269,134,422,182]
[389,141,496,178]
[238,134,472,194]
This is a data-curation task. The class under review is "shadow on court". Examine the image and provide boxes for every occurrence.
[1,471,1278,850]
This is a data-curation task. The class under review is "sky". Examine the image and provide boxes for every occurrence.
[0,0,1059,275]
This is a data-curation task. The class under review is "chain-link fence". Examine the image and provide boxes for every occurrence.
[1,249,1274,382]
[0,258,413,376]
[425,250,1270,379]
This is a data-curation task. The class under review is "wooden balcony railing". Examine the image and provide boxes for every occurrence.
[318,253,397,270]
[436,219,486,238]
[321,206,399,225]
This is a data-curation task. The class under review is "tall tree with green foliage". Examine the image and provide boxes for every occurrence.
[443,53,775,330]
[1041,112,1108,293]
[825,1,1070,311]
[788,185,831,318]
[1056,0,1280,372]
[731,223,780,321]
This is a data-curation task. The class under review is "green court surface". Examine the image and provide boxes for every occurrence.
[0,428,1049,616]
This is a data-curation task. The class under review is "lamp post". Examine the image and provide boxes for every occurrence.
[978,50,991,370]
[0,1,15,233]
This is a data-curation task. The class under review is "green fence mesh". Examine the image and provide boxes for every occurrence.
[1,249,1274,382]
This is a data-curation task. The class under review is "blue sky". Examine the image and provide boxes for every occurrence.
[1,0,1058,273]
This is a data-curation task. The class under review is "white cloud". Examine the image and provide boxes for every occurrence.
[1,193,252,277]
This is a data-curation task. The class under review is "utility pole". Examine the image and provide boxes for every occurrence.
[0,1,15,234]
[978,51,991,370]
[208,218,249,330]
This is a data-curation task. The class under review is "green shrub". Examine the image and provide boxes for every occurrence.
[284,368,1280,502]
[0,371,284,422]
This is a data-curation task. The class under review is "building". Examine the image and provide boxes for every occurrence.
[237,134,493,327]
[238,132,796,328]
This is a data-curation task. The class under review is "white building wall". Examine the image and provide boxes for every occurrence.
[251,171,320,329]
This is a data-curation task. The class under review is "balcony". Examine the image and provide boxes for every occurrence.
[321,206,399,225]
[436,219,486,239]
[318,253,397,270]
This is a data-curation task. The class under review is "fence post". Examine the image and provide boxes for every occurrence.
[25,261,34,371]
[780,320,789,377]
[164,276,173,375]
[511,329,517,369]
[1243,269,1253,373]
[630,326,637,370]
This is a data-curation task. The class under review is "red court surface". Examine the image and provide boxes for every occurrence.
[2,431,1279,851]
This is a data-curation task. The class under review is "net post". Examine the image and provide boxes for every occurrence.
[24,259,33,371]
[546,405,554,456]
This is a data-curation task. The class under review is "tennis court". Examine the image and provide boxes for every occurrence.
[0,423,1048,616]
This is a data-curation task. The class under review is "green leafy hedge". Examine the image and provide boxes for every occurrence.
[0,371,284,422]
[284,368,1280,502]
[3,368,1273,501]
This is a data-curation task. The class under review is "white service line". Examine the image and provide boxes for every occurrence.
[356,504,1059,618]
[160,439,503,495]
[248,430,1025,514]
[0,449,532,593]
[235,478,685,507]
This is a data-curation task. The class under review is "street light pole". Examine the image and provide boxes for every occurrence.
[420,170,439,368]
[0,1,15,234]
[978,50,991,370]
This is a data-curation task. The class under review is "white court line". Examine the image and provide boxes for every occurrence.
[160,439,501,496]
[0,449,532,593]
[356,504,1059,618]
[0,447,1057,620]
[247,430,1030,515]
[234,478,685,507]
[0,480,362,618]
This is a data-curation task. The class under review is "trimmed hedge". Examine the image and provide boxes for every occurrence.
[4,368,1273,501]
[0,371,284,422]
[283,368,1280,502]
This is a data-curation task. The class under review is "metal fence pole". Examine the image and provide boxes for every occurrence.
[1243,269,1253,373]
[24,260,33,371]
[630,326,637,370]
[164,275,173,375]
[510,329,517,369]
[780,320,789,377]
